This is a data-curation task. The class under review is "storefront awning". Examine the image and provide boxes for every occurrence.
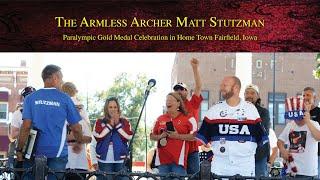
[0,91,9,102]
[0,136,9,152]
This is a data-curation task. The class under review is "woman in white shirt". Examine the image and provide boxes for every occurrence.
[62,82,92,180]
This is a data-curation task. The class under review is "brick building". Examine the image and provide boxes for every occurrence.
[0,61,28,158]
[171,53,320,135]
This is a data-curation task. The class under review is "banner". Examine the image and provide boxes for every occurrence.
[0,1,319,51]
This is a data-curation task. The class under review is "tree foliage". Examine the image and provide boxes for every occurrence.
[88,73,153,161]
[313,53,320,79]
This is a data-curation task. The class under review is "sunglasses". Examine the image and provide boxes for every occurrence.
[76,105,84,110]
[174,86,186,91]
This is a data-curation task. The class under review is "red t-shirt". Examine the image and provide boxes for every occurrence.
[152,113,197,168]
[184,94,203,153]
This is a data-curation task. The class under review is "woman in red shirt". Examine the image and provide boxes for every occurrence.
[150,92,197,178]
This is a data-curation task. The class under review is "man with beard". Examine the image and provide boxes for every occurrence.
[244,84,270,177]
[302,87,320,177]
[196,76,268,177]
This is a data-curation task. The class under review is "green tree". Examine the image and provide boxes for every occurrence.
[313,53,320,79]
[88,73,153,162]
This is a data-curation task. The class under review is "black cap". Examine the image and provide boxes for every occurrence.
[173,82,188,91]
[21,86,36,98]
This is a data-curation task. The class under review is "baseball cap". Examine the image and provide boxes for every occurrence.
[21,86,36,98]
[245,84,259,94]
[173,82,188,91]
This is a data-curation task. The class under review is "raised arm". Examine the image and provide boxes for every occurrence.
[191,58,202,97]
[305,113,320,141]
[304,102,320,141]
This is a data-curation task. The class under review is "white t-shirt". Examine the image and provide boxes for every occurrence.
[278,121,320,176]
[71,97,90,124]
[269,128,278,155]
[104,144,124,163]
[66,119,92,170]
[11,107,23,129]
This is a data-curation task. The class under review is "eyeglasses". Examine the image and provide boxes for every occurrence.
[76,105,84,110]
[173,86,186,91]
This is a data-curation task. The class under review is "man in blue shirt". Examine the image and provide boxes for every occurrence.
[16,64,84,180]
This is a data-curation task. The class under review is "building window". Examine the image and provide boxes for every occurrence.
[231,59,235,69]
[0,76,13,82]
[219,91,224,101]
[256,60,262,69]
[268,92,286,125]
[256,71,263,78]
[199,90,209,122]
[17,76,28,83]
[0,103,8,121]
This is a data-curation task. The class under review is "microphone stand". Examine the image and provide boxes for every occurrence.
[124,88,152,172]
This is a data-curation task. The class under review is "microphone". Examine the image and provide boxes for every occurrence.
[146,79,156,92]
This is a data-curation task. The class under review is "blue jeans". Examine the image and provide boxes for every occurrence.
[255,156,268,177]
[97,162,128,180]
[22,156,68,180]
[187,151,200,175]
[8,156,14,168]
[318,156,320,178]
[158,163,187,180]
[6,156,14,179]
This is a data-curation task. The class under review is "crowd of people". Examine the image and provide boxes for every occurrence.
[6,59,320,180]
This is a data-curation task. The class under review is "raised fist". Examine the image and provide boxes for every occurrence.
[190,58,199,68]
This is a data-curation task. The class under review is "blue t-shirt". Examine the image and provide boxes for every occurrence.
[23,88,81,158]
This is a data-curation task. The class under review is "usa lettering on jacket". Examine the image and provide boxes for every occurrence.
[218,124,250,135]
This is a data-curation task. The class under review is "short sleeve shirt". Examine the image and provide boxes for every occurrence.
[23,88,81,158]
